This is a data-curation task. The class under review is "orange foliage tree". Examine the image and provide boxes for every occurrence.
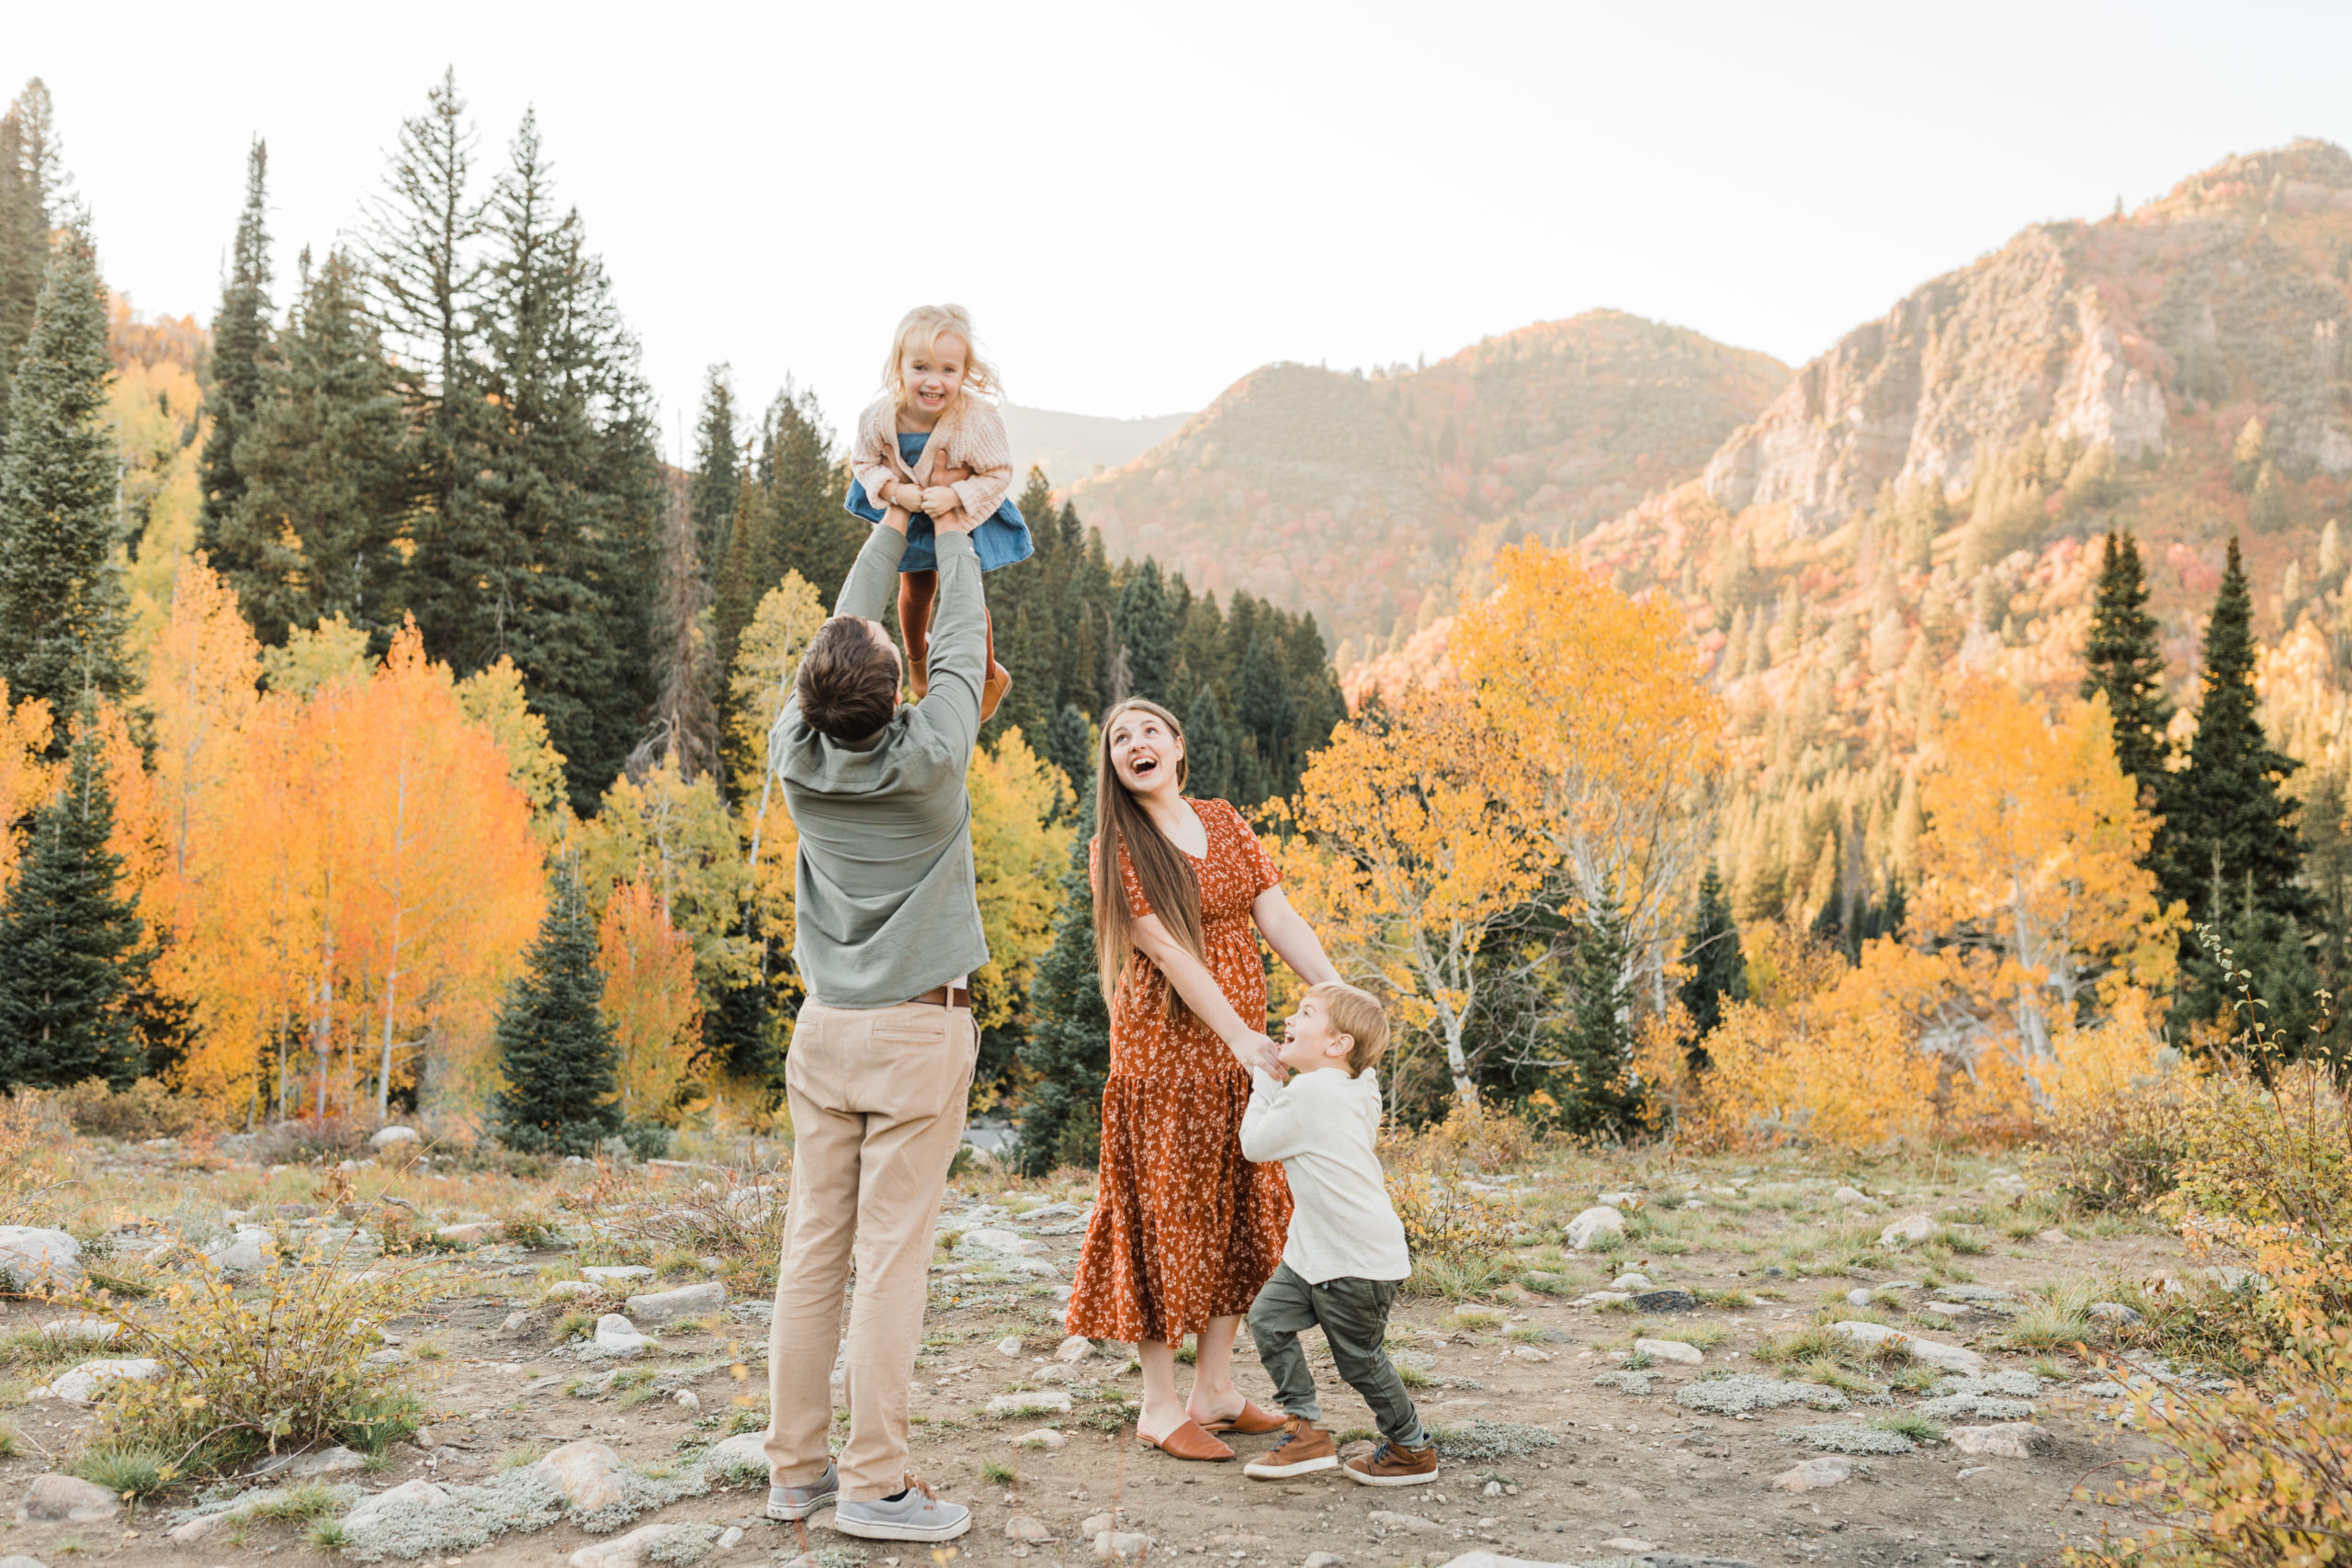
[597,875,703,1122]
[0,684,58,895]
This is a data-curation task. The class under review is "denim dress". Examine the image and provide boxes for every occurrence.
[845,431,1035,573]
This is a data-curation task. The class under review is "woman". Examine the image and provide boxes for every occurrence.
[1065,698,1342,1461]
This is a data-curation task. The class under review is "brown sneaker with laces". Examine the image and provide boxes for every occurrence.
[1242,1416,1337,1479]
[1343,1438,1438,1486]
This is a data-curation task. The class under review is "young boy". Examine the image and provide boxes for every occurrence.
[1232,983,1436,1486]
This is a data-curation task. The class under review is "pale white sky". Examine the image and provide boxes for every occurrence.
[12,1,2352,467]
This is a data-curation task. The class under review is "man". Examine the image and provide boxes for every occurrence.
[762,499,988,1543]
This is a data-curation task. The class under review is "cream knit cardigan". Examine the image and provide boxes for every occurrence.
[851,395,1015,525]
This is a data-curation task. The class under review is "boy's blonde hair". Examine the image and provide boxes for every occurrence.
[880,303,1001,407]
[1309,982,1389,1077]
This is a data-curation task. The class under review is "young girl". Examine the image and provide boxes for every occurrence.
[845,304,1030,717]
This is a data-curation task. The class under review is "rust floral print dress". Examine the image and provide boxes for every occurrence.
[1066,797,1293,1344]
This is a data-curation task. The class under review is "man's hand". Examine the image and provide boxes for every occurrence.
[920,484,959,516]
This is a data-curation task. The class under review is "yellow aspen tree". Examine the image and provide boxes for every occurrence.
[727,574,826,992]
[1911,681,2179,1105]
[1449,542,1726,1013]
[583,757,751,998]
[1281,685,1550,1108]
[0,685,58,895]
[967,729,1078,1033]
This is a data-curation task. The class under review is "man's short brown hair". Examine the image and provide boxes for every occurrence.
[797,617,900,740]
[1309,981,1390,1077]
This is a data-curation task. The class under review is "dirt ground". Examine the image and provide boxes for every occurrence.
[0,1142,2193,1568]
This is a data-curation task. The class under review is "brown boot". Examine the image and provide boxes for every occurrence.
[1343,1437,1437,1486]
[1243,1416,1337,1479]
[980,660,1012,721]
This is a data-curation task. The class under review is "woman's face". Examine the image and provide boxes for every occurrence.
[900,332,968,419]
[1107,706,1185,799]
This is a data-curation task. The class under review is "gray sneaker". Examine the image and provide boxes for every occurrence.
[831,1490,971,1542]
[767,1461,838,1521]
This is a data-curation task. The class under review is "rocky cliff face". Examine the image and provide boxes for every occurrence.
[1704,140,2352,535]
[1068,310,1789,656]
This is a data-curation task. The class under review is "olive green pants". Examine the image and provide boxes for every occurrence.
[1246,1263,1426,1447]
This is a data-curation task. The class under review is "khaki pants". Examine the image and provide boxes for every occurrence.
[764,1001,976,1500]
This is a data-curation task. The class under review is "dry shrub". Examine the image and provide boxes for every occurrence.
[576,1159,789,1294]
[56,1077,208,1141]
[1385,1171,1515,1269]
[249,1116,374,1166]
[2049,1079,2190,1213]
[0,1089,79,1226]
[80,1250,427,1475]
[2070,1326,2352,1566]
[1384,1100,1536,1175]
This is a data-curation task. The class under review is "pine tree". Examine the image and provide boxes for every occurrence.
[1114,558,1174,703]
[1676,866,1746,1068]
[0,79,67,456]
[0,719,147,1090]
[198,139,275,557]
[1016,780,1110,1173]
[1184,682,1234,804]
[1548,887,1645,1137]
[763,385,858,612]
[492,860,623,1154]
[1236,627,1295,799]
[0,242,126,719]
[1046,703,1092,793]
[2081,530,2174,807]
[2169,536,2312,1033]
[689,365,739,574]
[219,247,411,644]
[367,69,487,536]
[700,908,780,1092]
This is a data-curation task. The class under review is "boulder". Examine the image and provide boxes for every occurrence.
[1565,1206,1624,1250]
[707,1432,769,1475]
[2037,1228,2073,1246]
[1302,1556,1345,1568]
[997,1335,1024,1356]
[434,1222,501,1246]
[958,1227,1048,1258]
[1827,1320,1985,1371]
[545,1280,600,1301]
[623,1280,726,1324]
[0,1226,83,1290]
[533,1438,629,1513]
[1609,1272,1653,1291]
[1879,1213,1936,1246]
[673,1389,699,1410]
[1950,1422,2056,1460]
[17,1474,121,1523]
[593,1314,651,1354]
[581,1265,656,1282]
[1771,1456,1857,1492]
[1634,1337,1702,1365]
[1054,1334,1095,1362]
[1507,1344,1553,1362]
[38,1357,163,1404]
[368,1124,422,1150]
[250,1445,367,1478]
[204,1227,272,1271]
[1832,1185,1875,1206]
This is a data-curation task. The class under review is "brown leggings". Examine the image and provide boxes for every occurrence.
[897,570,994,681]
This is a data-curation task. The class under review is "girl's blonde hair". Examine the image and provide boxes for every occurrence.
[880,303,1001,407]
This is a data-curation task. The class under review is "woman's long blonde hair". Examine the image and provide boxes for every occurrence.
[879,303,1001,408]
[1092,698,1207,1020]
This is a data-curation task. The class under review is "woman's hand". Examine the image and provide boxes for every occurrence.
[1230,1032,1283,1077]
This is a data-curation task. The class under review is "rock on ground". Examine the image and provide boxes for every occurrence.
[38,1357,163,1404]
[345,1480,454,1529]
[204,1226,273,1270]
[1565,1206,1623,1250]
[1950,1422,2057,1459]
[0,1227,83,1290]
[546,1280,599,1300]
[1629,1289,1699,1313]
[705,1432,767,1473]
[1634,1337,1702,1364]
[594,1314,651,1353]
[1610,1272,1653,1290]
[0,1555,51,1568]
[37,1317,116,1343]
[1302,1554,1344,1568]
[17,1474,122,1523]
[1004,1516,1051,1541]
[987,1390,1072,1416]
[1772,1456,1858,1492]
[369,1125,422,1149]
[1828,1320,1985,1371]
[1055,1334,1094,1361]
[1014,1427,1067,1450]
[569,1522,715,1568]
[534,1438,629,1512]
[1095,1531,1153,1561]
[623,1280,726,1324]
[1369,1511,1442,1533]
[1879,1213,1936,1246]
[582,1265,655,1282]
[2087,1302,2143,1325]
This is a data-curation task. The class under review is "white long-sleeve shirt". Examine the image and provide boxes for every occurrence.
[1238,1066,1411,1284]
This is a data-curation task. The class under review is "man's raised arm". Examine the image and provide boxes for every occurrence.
[922,527,986,762]
[833,520,910,624]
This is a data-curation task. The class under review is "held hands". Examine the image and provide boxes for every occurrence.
[1230,1031,1283,1078]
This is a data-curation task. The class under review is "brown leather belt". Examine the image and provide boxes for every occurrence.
[908,985,972,1009]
